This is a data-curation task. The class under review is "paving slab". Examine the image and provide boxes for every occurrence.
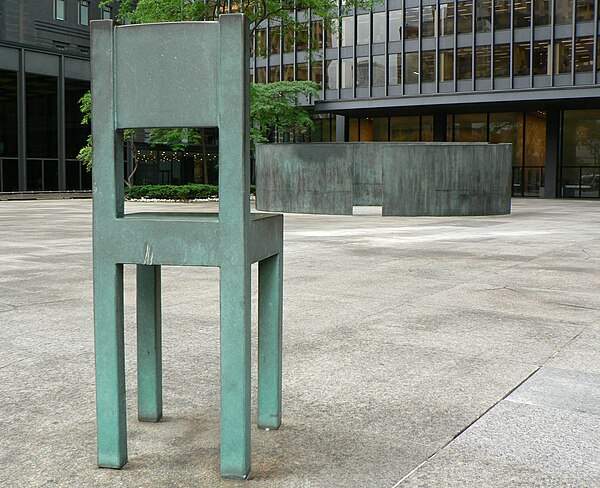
[1,198,600,486]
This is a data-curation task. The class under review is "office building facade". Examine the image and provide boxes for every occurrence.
[252,0,600,198]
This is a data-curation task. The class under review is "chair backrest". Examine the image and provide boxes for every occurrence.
[90,15,250,226]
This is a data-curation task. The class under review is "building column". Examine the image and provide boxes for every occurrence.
[433,112,447,141]
[18,48,27,191]
[335,115,345,142]
[58,56,66,190]
[543,109,560,199]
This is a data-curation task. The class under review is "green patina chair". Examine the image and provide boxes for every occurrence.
[90,15,283,479]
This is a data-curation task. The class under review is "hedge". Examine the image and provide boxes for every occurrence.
[125,184,255,200]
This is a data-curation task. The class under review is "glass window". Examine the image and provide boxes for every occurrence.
[373,55,386,86]
[421,115,434,141]
[312,63,323,84]
[325,20,338,48]
[389,54,402,85]
[453,113,487,142]
[525,112,546,168]
[494,0,511,30]
[297,24,309,51]
[555,0,573,24]
[390,116,420,141]
[360,118,374,141]
[439,2,455,36]
[342,58,353,88]
[270,27,281,54]
[326,60,338,89]
[575,36,594,72]
[555,39,572,74]
[389,10,403,41]
[55,0,65,20]
[513,0,531,28]
[405,7,420,39]
[489,112,524,167]
[373,12,386,43]
[269,66,280,83]
[457,47,472,79]
[533,41,551,75]
[283,64,294,81]
[257,29,267,55]
[476,0,492,32]
[357,14,370,45]
[373,117,389,141]
[440,49,454,81]
[65,79,90,162]
[101,7,111,20]
[421,51,436,82]
[26,74,58,159]
[576,0,595,21]
[283,28,294,53]
[534,0,550,25]
[514,43,531,76]
[79,1,90,26]
[476,45,491,78]
[256,67,267,83]
[494,44,510,77]
[349,118,359,141]
[405,52,419,83]
[356,57,369,87]
[456,1,472,34]
[296,63,308,81]
[342,17,354,47]
[422,6,437,38]
[0,70,18,159]
[312,21,323,49]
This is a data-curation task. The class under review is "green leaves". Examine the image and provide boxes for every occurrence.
[250,81,320,145]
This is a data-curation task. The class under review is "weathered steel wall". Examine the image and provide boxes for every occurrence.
[256,142,512,216]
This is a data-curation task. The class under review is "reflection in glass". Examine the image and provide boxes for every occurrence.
[555,39,572,74]
[256,67,266,83]
[439,2,454,36]
[421,51,435,82]
[489,112,524,167]
[456,1,472,34]
[576,0,595,21]
[457,48,472,79]
[325,19,339,48]
[421,115,434,141]
[296,63,308,81]
[389,54,402,85]
[373,12,386,43]
[357,14,370,45]
[476,46,491,78]
[453,113,487,142]
[534,0,550,25]
[513,0,531,28]
[269,26,280,54]
[373,117,389,141]
[390,116,420,141]
[533,41,550,75]
[297,24,309,51]
[514,43,530,76]
[312,63,323,84]
[283,64,294,81]
[494,44,510,77]
[373,55,386,86]
[349,118,359,141]
[342,58,353,88]
[356,57,369,87]
[360,118,373,140]
[389,10,403,41]
[405,7,419,39]
[405,52,419,83]
[494,0,511,30]
[269,66,280,83]
[440,50,454,82]
[284,28,294,52]
[575,37,594,72]
[342,17,354,46]
[555,0,573,24]
[422,6,437,37]
[311,21,323,49]
[476,0,492,33]
[257,29,267,55]
[326,60,338,89]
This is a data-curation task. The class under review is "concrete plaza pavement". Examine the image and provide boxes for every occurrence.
[1,198,599,486]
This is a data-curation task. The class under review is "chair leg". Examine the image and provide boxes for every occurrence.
[257,252,283,430]
[219,264,252,479]
[94,261,127,468]
[137,264,162,422]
